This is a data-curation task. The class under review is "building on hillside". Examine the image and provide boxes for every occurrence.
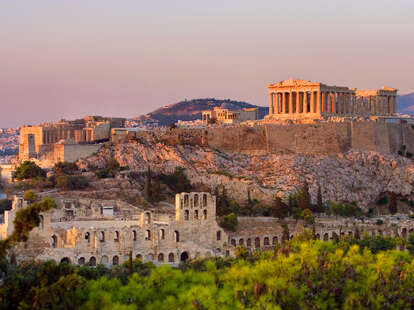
[202,107,259,125]
[266,79,398,120]
[0,163,15,184]
[18,116,125,163]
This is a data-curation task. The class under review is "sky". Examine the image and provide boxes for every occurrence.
[1,0,414,127]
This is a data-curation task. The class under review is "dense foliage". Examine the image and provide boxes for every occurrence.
[14,161,45,180]
[2,233,414,309]
[160,167,192,194]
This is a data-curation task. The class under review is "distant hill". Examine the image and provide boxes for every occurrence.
[137,98,269,125]
[398,92,414,115]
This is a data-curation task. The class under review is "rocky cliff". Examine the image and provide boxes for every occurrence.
[78,141,414,210]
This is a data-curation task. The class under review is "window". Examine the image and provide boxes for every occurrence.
[194,194,199,207]
[78,257,85,265]
[145,230,151,240]
[113,256,119,265]
[264,237,269,246]
[160,229,165,240]
[194,210,199,219]
[133,230,137,241]
[89,257,96,266]
[168,253,175,262]
[216,231,221,241]
[272,236,278,245]
[174,230,180,242]
[114,231,119,242]
[145,213,151,225]
[184,210,189,220]
[136,254,142,261]
[203,194,207,207]
[85,232,90,243]
[247,238,251,247]
[50,235,57,248]
[203,210,207,220]
[239,239,244,246]
[184,195,189,207]
[231,239,236,247]
[99,231,105,242]
[158,253,164,262]
[255,237,260,248]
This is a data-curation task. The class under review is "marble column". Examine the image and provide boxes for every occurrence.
[269,93,273,115]
[282,93,286,114]
[295,92,300,114]
[303,92,308,113]
[393,96,397,114]
[316,91,321,115]
[332,92,336,115]
[289,92,293,114]
[310,91,315,114]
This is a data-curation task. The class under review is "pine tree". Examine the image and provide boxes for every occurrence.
[271,196,287,219]
[317,185,323,213]
[299,181,311,211]
[145,167,152,200]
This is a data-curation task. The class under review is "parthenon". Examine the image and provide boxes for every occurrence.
[266,79,397,120]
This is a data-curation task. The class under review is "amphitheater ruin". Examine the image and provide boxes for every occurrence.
[1,192,413,265]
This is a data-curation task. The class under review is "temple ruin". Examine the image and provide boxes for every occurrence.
[266,79,397,120]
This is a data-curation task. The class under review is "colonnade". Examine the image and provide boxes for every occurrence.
[269,90,397,117]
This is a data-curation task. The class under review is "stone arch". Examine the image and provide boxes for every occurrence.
[203,209,207,220]
[100,255,109,265]
[168,253,175,262]
[144,212,151,225]
[158,253,164,262]
[89,256,96,266]
[184,194,189,208]
[205,252,212,258]
[194,194,199,207]
[231,239,236,247]
[135,254,142,262]
[272,236,278,245]
[174,230,180,242]
[132,230,137,241]
[216,231,221,241]
[50,235,58,248]
[114,231,120,242]
[247,238,251,247]
[239,238,244,246]
[78,257,85,265]
[113,255,119,265]
[255,237,260,248]
[60,257,71,264]
[203,194,208,207]
[145,254,154,262]
[160,229,165,240]
[180,251,189,262]
[264,237,269,246]
[194,210,199,219]
[145,230,151,240]
[184,210,189,220]
[323,233,329,241]
[315,233,320,240]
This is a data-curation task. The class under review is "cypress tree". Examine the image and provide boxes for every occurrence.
[317,185,323,213]
[299,181,311,211]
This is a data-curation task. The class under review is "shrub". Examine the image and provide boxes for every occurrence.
[377,196,388,205]
[23,190,38,204]
[15,161,45,180]
[219,213,238,232]
[53,162,79,175]
[55,175,88,190]
[160,167,192,193]
[407,152,413,158]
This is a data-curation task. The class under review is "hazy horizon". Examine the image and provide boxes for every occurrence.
[1,1,414,128]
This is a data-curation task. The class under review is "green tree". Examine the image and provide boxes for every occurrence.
[407,233,414,255]
[270,196,288,219]
[299,181,311,210]
[15,161,45,180]
[23,190,38,204]
[55,175,88,190]
[316,185,324,213]
[53,161,78,175]
[302,208,315,225]
[219,213,238,232]
[281,221,290,242]
[389,192,398,214]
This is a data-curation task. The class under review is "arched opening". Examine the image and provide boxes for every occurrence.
[184,195,189,207]
[145,212,151,225]
[99,231,105,242]
[50,235,58,248]
[159,229,165,240]
[247,238,251,247]
[85,232,90,243]
[239,239,244,246]
[135,254,142,262]
[231,239,236,247]
[60,257,70,264]
[194,210,199,219]
[168,253,175,262]
[180,252,189,262]
[348,231,353,236]
[315,233,320,240]
[145,254,154,262]
[89,256,96,266]
[145,230,151,240]
[272,236,278,245]
[203,194,207,207]
[409,228,414,234]
[114,231,119,242]
[100,256,108,265]
[216,231,221,241]
[255,237,260,248]
[174,230,180,242]
[323,233,329,241]
[264,237,269,246]
[184,210,189,220]
[203,210,207,220]
[158,253,164,262]
[78,257,85,265]
[113,256,119,265]
[378,230,383,236]
[194,194,199,207]
[133,230,137,241]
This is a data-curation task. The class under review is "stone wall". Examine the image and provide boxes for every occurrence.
[53,144,102,163]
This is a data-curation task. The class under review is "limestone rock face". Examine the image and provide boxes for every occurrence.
[78,142,414,209]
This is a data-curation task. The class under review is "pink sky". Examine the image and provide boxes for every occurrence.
[1,1,414,127]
